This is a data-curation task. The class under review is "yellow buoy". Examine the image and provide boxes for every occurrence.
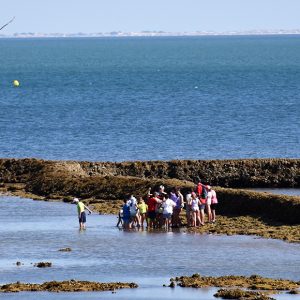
[13,80,20,87]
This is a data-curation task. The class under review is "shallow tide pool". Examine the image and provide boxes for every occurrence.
[251,188,300,197]
[0,196,299,299]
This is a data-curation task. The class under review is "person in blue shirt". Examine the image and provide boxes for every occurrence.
[122,199,131,229]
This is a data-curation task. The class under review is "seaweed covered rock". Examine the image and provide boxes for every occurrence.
[214,288,275,300]
[173,274,300,291]
[34,262,52,268]
[0,280,138,293]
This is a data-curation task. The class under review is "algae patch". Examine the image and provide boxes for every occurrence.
[188,215,300,243]
[0,280,138,293]
[214,288,275,300]
[171,274,300,291]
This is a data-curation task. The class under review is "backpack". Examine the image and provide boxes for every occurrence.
[201,187,208,199]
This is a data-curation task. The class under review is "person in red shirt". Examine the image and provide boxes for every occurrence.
[195,180,207,225]
[146,189,162,228]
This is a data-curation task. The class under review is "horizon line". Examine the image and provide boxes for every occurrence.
[1,29,300,39]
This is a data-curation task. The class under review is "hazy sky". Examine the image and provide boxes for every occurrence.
[1,0,300,34]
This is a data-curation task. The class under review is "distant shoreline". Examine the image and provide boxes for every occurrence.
[1,31,300,39]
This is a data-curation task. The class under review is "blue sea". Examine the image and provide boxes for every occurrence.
[0,36,299,161]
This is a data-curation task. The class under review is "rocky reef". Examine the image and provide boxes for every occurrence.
[1,158,300,187]
[0,158,300,227]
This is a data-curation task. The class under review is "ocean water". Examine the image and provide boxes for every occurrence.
[0,36,299,161]
[1,196,300,300]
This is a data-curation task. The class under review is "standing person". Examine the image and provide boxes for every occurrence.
[161,194,176,229]
[197,182,208,224]
[185,189,193,227]
[158,185,167,197]
[122,199,131,229]
[170,188,184,227]
[199,190,207,225]
[206,186,213,223]
[116,207,123,227]
[190,192,201,227]
[129,195,140,227]
[137,197,148,227]
[146,191,161,228]
[211,188,218,223]
[196,180,203,199]
[72,198,92,230]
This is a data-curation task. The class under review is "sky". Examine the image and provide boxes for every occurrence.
[1,0,300,34]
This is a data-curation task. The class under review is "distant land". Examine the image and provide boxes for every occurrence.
[1,29,300,38]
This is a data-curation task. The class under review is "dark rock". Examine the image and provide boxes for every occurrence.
[34,262,52,268]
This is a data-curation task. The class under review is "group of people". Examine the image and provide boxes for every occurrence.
[118,182,218,229]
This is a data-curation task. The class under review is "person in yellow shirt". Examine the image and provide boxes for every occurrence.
[72,198,92,229]
[137,197,148,227]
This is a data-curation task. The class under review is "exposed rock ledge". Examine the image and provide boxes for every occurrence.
[0,158,299,227]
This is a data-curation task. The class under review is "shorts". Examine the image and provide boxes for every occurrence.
[163,213,172,220]
[79,212,86,223]
[211,203,218,210]
[148,211,156,220]
[130,212,137,217]
[199,204,205,210]
[206,199,211,205]
[192,207,199,212]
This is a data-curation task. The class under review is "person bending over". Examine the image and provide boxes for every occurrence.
[73,198,92,230]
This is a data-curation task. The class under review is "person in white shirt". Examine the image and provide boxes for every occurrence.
[128,195,140,227]
[185,189,193,227]
[206,186,213,223]
[190,192,202,227]
[161,194,176,229]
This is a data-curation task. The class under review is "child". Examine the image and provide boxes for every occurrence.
[137,197,148,227]
[190,192,201,227]
[116,208,123,227]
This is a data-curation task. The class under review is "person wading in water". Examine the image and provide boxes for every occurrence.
[72,198,92,230]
